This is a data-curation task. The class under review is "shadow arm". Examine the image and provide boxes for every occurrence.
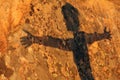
[34,36,71,51]
[20,30,71,51]
[86,27,112,44]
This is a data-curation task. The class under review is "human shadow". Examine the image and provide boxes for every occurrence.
[20,2,111,80]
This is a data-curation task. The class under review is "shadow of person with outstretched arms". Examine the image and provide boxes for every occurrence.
[20,2,111,80]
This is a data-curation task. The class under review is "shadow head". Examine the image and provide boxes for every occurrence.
[62,2,80,32]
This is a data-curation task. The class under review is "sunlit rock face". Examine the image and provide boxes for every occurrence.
[0,0,31,53]
[0,0,120,80]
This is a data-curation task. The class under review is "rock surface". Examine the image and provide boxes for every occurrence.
[0,0,120,80]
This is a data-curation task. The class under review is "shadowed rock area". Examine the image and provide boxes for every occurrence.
[0,0,120,80]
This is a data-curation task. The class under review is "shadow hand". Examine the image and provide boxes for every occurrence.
[20,30,35,48]
[103,27,112,40]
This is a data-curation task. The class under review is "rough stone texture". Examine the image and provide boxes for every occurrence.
[0,0,31,53]
[0,0,120,80]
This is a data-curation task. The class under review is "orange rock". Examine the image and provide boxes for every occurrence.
[0,0,31,53]
[0,32,7,53]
